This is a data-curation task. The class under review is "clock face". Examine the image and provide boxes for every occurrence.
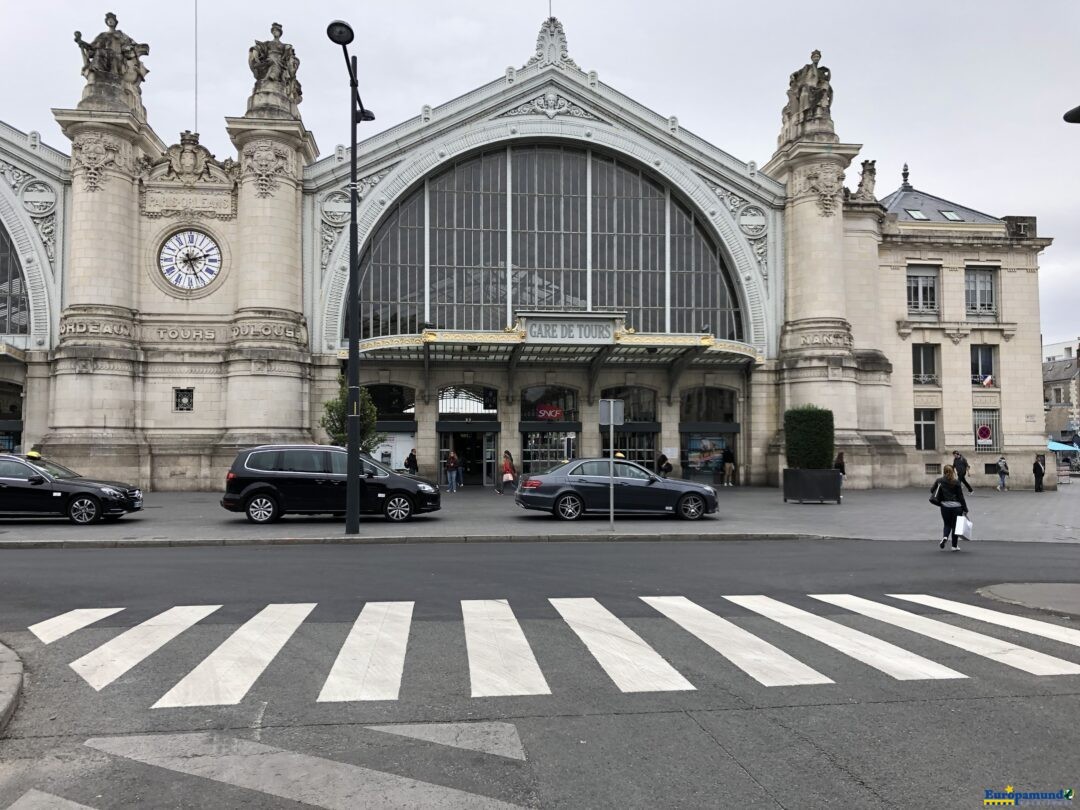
[158,230,222,290]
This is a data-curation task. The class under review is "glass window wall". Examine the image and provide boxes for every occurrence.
[0,223,29,335]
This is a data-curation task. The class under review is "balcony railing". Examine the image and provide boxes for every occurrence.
[913,373,939,386]
[907,302,938,314]
[971,374,997,387]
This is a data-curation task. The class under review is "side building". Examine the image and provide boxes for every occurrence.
[0,14,1054,489]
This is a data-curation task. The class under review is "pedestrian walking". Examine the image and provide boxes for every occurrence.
[996,455,1009,491]
[833,452,846,478]
[496,450,517,494]
[1033,455,1045,492]
[721,447,736,486]
[929,464,969,551]
[446,451,461,493]
[656,453,674,479]
[404,448,419,476]
[952,450,973,493]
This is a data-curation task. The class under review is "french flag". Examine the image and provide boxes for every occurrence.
[981,374,994,387]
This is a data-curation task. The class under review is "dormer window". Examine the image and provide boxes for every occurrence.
[905,209,929,220]
[939,210,963,221]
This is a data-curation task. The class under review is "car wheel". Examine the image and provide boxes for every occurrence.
[68,495,101,525]
[245,493,279,524]
[384,493,413,522]
[554,493,584,521]
[677,493,706,521]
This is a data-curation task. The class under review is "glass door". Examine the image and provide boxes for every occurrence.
[483,432,496,487]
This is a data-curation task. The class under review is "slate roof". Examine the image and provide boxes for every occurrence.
[1043,358,1079,384]
[878,166,1001,224]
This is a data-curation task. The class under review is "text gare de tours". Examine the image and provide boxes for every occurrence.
[527,321,614,342]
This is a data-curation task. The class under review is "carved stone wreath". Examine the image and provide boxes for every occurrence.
[502,92,597,121]
[318,167,395,268]
[242,140,294,198]
[73,132,123,192]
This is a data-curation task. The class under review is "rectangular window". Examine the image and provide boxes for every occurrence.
[912,344,938,385]
[970,344,996,386]
[925,463,942,475]
[173,387,194,412]
[939,210,963,221]
[1054,387,1064,404]
[965,268,996,316]
[906,266,939,314]
[973,408,1002,453]
[905,209,929,220]
[914,408,937,451]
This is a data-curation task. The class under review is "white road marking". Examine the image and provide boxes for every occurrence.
[317,601,413,702]
[84,732,522,809]
[462,599,551,697]
[5,789,99,810]
[812,594,1080,676]
[366,721,527,760]
[69,605,221,690]
[641,596,834,687]
[153,603,316,708]
[549,597,695,692]
[28,608,124,645]
[889,594,1080,648]
[723,595,966,681]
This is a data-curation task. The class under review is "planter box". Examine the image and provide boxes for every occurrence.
[783,468,843,504]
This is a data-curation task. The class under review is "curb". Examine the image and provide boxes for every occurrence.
[0,641,23,737]
[0,532,863,550]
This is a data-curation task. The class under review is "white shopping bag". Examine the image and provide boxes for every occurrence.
[954,515,973,541]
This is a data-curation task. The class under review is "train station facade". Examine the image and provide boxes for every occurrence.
[0,16,1053,489]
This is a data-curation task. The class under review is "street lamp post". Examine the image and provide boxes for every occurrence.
[327,20,375,535]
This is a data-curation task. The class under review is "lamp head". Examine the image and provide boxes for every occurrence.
[1065,104,1080,124]
[356,108,376,123]
[326,20,354,46]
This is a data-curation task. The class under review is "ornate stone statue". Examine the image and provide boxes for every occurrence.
[779,50,837,147]
[247,23,302,118]
[853,159,877,201]
[73,12,149,118]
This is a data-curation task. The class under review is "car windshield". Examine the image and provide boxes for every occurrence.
[361,455,392,475]
[27,458,81,479]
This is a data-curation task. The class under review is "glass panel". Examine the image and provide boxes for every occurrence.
[572,460,609,476]
[599,430,657,469]
[521,431,577,475]
[912,344,938,385]
[599,386,657,421]
[680,434,733,483]
[0,222,29,334]
[679,387,736,422]
[356,190,424,339]
[615,461,650,479]
[669,198,742,339]
[0,459,30,478]
[366,384,416,419]
[970,345,995,385]
[521,385,579,421]
[973,408,1002,452]
[439,384,498,417]
[281,450,326,473]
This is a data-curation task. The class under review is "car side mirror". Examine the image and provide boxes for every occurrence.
[648,475,659,483]
[27,474,45,485]
[366,471,375,479]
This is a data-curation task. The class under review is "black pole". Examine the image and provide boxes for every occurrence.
[345,53,361,535]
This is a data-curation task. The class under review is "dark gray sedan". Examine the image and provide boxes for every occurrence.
[514,458,718,520]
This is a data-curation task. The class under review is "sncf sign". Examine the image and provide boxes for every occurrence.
[536,405,564,420]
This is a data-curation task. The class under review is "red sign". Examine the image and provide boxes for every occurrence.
[536,405,564,420]
[976,424,992,445]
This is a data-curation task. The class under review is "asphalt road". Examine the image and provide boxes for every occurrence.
[1,538,1079,808]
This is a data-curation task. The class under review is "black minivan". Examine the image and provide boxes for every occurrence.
[221,444,441,523]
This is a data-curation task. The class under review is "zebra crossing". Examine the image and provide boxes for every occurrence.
[25,593,1080,708]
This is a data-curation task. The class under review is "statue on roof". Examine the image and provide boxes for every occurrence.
[779,50,837,147]
[852,159,877,201]
[247,23,303,117]
[73,12,149,118]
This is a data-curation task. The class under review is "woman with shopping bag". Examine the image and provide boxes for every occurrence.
[929,464,970,552]
[496,450,517,495]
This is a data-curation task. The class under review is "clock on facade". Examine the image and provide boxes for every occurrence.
[158,230,222,290]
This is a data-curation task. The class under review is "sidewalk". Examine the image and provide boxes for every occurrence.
[0,481,1075,548]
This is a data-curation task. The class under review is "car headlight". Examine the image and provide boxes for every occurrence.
[702,486,716,496]
[99,486,122,498]
[417,483,435,493]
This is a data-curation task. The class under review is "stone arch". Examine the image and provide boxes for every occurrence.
[321,117,772,354]
[0,182,54,349]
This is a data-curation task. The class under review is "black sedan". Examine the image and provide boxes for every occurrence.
[515,458,718,520]
[0,454,143,524]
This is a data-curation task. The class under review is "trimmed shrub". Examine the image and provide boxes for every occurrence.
[784,405,835,469]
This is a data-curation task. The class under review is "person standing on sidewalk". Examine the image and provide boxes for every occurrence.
[446,451,461,493]
[1033,455,1046,492]
[952,450,974,493]
[404,448,419,477]
[996,455,1009,491]
[496,450,517,495]
[721,446,736,487]
[930,465,969,551]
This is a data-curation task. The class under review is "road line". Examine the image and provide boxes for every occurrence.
[6,789,99,810]
[84,732,521,809]
[462,599,551,697]
[69,605,221,690]
[153,603,315,708]
[317,601,413,702]
[28,608,125,645]
[366,721,527,760]
[642,596,833,686]
[812,594,1080,676]
[889,594,1080,648]
[723,595,966,680]
[549,597,695,692]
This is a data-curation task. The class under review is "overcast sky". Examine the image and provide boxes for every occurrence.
[5,1,1078,343]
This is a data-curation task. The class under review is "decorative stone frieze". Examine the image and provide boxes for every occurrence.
[140,188,236,220]
[241,139,294,197]
[31,215,56,262]
[502,92,598,121]
[0,159,31,192]
[318,167,394,268]
[525,17,580,71]
[72,132,125,191]
[793,162,844,216]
